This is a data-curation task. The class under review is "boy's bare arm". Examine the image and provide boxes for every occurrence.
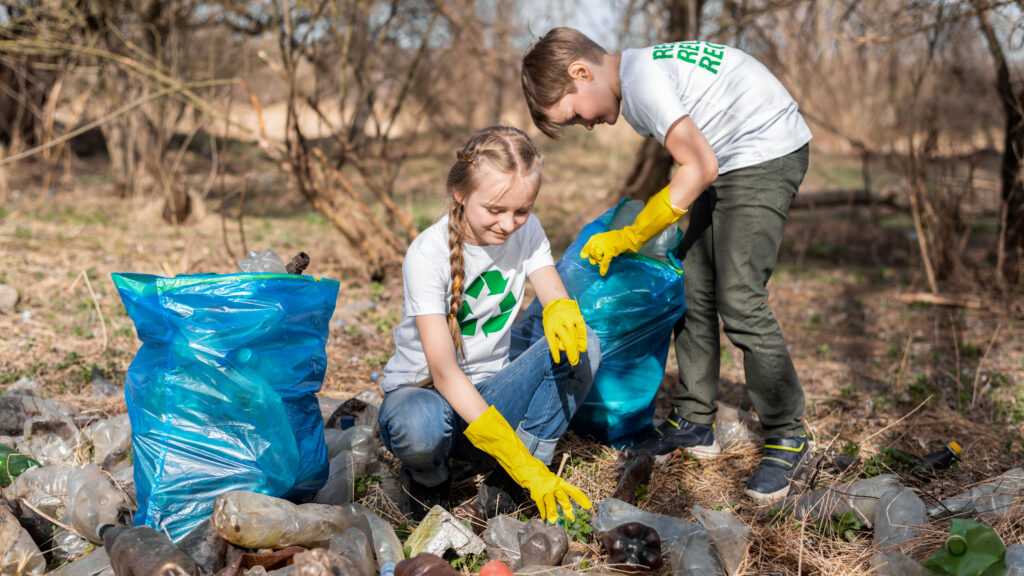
[663,115,719,210]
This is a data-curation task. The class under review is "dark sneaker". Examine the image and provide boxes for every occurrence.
[399,467,451,521]
[744,435,810,505]
[476,466,529,518]
[627,407,721,458]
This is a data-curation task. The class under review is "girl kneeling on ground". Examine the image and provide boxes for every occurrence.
[378,125,598,523]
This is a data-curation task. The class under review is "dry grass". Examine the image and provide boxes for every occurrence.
[2,140,1023,574]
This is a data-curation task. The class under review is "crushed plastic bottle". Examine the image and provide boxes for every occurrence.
[20,412,80,464]
[87,414,132,465]
[713,401,762,452]
[516,518,568,568]
[329,527,376,576]
[482,515,525,565]
[593,497,702,547]
[46,549,115,576]
[0,504,46,576]
[692,505,750,576]
[870,551,927,576]
[65,463,127,543]
[669,529,724,576]
[607,199,681,263]
[782,473,904,528]
[971,467,1024,518]
[599,521,663,571]
[1005,544,1024,576]
[176,518,229,575]
[326,397,380,430]
[99,524,200,576]
[610,450,654,504]
[874,487,926,550]
[314,450,355,505]
[322,425,378,464]
[350,503,405,567]
[238,249,288,273]
[212,490,367,549]
[0,444,41,486]
[294,548,356,576]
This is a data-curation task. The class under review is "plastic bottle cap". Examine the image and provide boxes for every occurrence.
[946,534,968,556]
[947,441,962,456]
[340,414,355,429]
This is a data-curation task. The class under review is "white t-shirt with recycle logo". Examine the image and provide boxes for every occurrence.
[380,213,555,392]
[620,41,812,175]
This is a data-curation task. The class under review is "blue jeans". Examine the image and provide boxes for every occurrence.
[378,314,600,487]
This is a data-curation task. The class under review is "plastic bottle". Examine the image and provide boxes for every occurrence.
[607,199,681,263]
[381,562,397,576]
[598,522,663,570]
[46,548,114,576]
[294,548,358,576]
[350,503,405,567]
[329,527,376,576]
[314,450,355,505]
[482,515,525,566]
[1,505,46,576]
[211,490,367,549]
[6,498,56,562]
[89,414,132,465]
[874,488,926,549]
[238,249,287,273]
[912,442,962,479]
[669,529,725,576]
[65,463,126,543]
[1005,544,1024,576]
[516,518,568,568]
[101,524,200,576]
[593,497,702,547]
[0,444,41,487]
[692,505,750,576]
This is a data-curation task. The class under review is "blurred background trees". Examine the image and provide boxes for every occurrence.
[1,0,1021,291]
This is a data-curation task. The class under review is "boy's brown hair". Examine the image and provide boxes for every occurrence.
[521,27,607,139]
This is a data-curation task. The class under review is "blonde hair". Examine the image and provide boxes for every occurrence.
[521,27,608,139]
[445,126,543,358]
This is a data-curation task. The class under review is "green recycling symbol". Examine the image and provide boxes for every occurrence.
[457,270,517,337]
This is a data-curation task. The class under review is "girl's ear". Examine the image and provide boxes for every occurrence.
[568,61,591,81]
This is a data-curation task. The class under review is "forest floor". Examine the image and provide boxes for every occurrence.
[1,130,1023,574]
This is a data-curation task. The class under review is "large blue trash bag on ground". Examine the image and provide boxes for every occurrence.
[514,201,686,446]
[111,272,340,541]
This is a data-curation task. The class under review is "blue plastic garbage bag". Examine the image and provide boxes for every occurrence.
[111,272,339,541]
[513,201,686,446]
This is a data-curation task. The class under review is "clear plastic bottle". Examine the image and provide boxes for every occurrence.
[482,515,525,566]
[46,548,114,576]
[350,503,404,567]
[313,450,354,505]
[238,249,287,273]
[66,463,126,543]
[874,487,926,549]
[1005,543,1024,576]
[100,524,200,576]
[211,490,367,549]
[1,505,46,576]
[294,548,357,576]
[593,497,702,547]
[669,529,725,576]
[329,527,376,576]
[89,414,132,465]
[692,505,750,576]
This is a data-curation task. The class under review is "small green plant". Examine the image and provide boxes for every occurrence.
[446,551,488,572]
[633,483,649,502]
[959,341,981,358]
[560,509,593,542]
[863,446,917,477]
[841,441,860,459]
[371,281,386,303]
[355,474,380,494]
[813,511,862,542]
[817,343,830,356]
[403,545,413,559]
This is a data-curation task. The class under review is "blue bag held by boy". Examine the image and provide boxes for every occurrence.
[515,200,685,446]
[112,272,339,541]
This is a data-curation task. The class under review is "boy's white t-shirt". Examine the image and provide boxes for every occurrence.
[619,41,812,175]
[381,214,554,392]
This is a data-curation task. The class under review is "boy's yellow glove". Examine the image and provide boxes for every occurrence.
[464,406,592,523]
[542,298,587,366]
[580,185,687,275]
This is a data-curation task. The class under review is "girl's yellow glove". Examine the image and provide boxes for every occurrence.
[464,406,591,523]
[580,185,686,275]
[542,298,588,366]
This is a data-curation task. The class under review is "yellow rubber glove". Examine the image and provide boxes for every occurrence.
[580,185,687,275]
[464,406,592,523]
[542,299,588,366]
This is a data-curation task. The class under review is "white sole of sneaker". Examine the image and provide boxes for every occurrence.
[744,484,790,506]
